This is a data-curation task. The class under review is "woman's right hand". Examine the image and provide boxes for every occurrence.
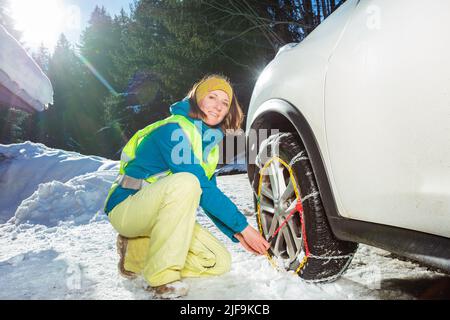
[236,225,271,255]
[234,233,258,255]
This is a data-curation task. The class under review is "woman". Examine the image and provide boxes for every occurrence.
[105,75,270,298]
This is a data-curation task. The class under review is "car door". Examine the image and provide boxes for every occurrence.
[324,0,450,237]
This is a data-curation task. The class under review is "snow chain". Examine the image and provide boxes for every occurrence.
[256,155,354,279]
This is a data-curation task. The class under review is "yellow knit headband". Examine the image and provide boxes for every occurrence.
[195,77,233,108]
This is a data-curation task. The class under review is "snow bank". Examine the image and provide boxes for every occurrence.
[0,142,118,224]
[13,170,115,226]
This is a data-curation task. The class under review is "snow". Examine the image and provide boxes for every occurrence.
[0,142,449,300]
[0,24,53,111]
[0,142,117,224]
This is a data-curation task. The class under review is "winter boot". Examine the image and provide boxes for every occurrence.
[150,280,189,299]
[116,234,138,279]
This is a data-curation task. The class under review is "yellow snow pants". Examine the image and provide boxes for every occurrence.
[108,172,232,287]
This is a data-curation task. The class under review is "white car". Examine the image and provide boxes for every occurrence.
[245,0,450,282]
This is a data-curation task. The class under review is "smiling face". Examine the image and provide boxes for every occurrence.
[198,90,230,126]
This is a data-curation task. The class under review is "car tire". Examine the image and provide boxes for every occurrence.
[251,132,358,282]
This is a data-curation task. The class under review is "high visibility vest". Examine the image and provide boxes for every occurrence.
[104,115,219,212]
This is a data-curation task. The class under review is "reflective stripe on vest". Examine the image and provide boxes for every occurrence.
[104,115,219,212]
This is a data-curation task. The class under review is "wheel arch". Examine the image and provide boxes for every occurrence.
[246,98,341,226]
[246,99,450,273]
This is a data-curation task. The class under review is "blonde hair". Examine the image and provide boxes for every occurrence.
[187,74,244,132]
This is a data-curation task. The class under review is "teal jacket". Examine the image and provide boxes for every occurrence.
[105,98,248,242]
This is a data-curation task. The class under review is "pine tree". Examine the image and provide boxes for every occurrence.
[125,0,277,111]
[76,6,129,155]
[0,108,32,144]
[28,44,52,143]
[79,6,121,102]
[111,8,135,89]
[43,34,85,151]
[32,44,51,74]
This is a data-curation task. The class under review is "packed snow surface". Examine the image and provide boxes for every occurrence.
[0,142,448,300]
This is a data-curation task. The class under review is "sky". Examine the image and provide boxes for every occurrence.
[9,0,132,52]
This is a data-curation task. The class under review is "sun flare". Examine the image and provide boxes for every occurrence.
[11,0,76,50]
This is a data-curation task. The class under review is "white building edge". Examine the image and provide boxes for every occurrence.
[0,24,53,112]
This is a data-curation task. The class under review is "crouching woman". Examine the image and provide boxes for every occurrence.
[104,75,270,298]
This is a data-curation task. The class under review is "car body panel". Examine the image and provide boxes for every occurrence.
[325,0,450,237]
[247,0,450,239]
